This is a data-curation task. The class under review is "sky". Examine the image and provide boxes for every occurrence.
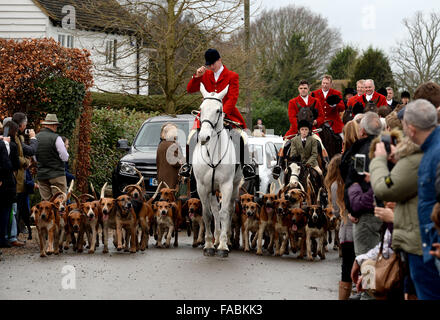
[256,0,440,56]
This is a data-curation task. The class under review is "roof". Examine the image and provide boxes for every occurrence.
[32,0,134,35]
[148,114,196,122]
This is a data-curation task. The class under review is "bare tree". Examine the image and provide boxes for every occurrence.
[76,0,244,114]
[248,5,342,86]
[392,11,440,95]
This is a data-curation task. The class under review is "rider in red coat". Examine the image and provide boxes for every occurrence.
[311,75,345,135]
[187,62,246,129]
[354,79,388,108]
[284,80,324,139]
[180,49,254,179]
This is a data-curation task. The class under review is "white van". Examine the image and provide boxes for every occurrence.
[248,134,285,194]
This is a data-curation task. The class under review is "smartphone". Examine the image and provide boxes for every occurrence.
[354,154,366,175]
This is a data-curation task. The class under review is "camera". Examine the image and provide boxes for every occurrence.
[380,134,397,154]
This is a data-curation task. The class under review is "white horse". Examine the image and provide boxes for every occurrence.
[192,83,243,257]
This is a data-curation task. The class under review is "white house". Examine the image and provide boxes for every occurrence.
[0,0,149,95]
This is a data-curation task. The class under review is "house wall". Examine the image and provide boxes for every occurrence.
[46,25,149,95]
[0,0,148,95]
[0,0,47,38]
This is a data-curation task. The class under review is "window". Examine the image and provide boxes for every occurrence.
[133,121,190,151]
[58,34,74,48]
[265,142,278,168]
[106,39,117,67]
[249,144,263,165]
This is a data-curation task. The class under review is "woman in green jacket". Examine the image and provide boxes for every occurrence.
[369,132,423,298]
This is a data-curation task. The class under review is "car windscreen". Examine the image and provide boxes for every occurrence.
[133,120,191,151]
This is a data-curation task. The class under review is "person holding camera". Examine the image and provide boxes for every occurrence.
[401,99,440,299]
[369,132,423,299]
[12,112,38,238]
[340,112,383,298]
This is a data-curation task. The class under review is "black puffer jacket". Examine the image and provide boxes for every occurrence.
[340,134,376,215]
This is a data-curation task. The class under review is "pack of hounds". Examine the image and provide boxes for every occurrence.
[30,166,340,261]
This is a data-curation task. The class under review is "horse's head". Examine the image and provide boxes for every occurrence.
[198,83,229,145]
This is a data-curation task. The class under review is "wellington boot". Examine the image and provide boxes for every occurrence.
[339,281,352,300]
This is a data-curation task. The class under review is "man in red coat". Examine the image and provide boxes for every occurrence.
[312,75,345,135]
[180,48,255,179]
[284,80,324,139]
[347,79,366,107]
[186,49,246,129]
[355,79,388,108]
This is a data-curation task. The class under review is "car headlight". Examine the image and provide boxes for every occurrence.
[119,161,137,176]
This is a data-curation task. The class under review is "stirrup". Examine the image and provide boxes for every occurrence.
[179,163,192,178]
[272,165,281,180]
[242,164,256,180]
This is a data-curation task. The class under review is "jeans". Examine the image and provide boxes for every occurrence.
[435,258,440,276]
[17,192,31,233]
[407,253,440,300]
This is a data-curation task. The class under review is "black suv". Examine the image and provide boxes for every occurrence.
[112,114,195,197]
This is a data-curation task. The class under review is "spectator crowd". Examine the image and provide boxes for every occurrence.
[0,113,73,256]
[326,80,440,300]
[1,76,440,301]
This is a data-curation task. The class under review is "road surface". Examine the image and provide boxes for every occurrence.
[0,229,341,300]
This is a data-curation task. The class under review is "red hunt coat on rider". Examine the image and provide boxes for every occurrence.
[312,88,345,134]
[284,95,324,138]
[187,65,246,129]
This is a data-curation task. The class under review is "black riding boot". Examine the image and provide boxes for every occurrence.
[179,129,198,178]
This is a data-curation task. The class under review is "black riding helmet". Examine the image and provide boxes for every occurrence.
[298,119,312,131]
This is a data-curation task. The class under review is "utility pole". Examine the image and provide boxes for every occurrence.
[244,0,252,128]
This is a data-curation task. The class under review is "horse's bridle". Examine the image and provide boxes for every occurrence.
[199,96,231,195]
[200,97,224,135]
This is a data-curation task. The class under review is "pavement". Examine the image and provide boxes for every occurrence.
[0,227,342,300]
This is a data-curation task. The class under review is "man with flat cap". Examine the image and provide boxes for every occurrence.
[180,48,255,179]
[35,114,69,200]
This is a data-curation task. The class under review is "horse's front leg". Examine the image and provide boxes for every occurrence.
[217,184,235,256]
[210,194,221,248]
[199,191,215,255]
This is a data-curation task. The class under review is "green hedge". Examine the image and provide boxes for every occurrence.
[252,96,290,136]
[90,92,201,114]
[88,108,159,188]
[32,77,85,139]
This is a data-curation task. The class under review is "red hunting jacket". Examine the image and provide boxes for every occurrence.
[355,91,388,108]
[187,65,247,129]
[312,88,345,134]
[347,95,362,107]
[284,95,324,139]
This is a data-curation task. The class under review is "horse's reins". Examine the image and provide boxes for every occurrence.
[199,97,232,195]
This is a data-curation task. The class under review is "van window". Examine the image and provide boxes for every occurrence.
[249,144,263,165]
[265,142,278,168]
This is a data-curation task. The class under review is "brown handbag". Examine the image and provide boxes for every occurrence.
[373,224,404,298]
